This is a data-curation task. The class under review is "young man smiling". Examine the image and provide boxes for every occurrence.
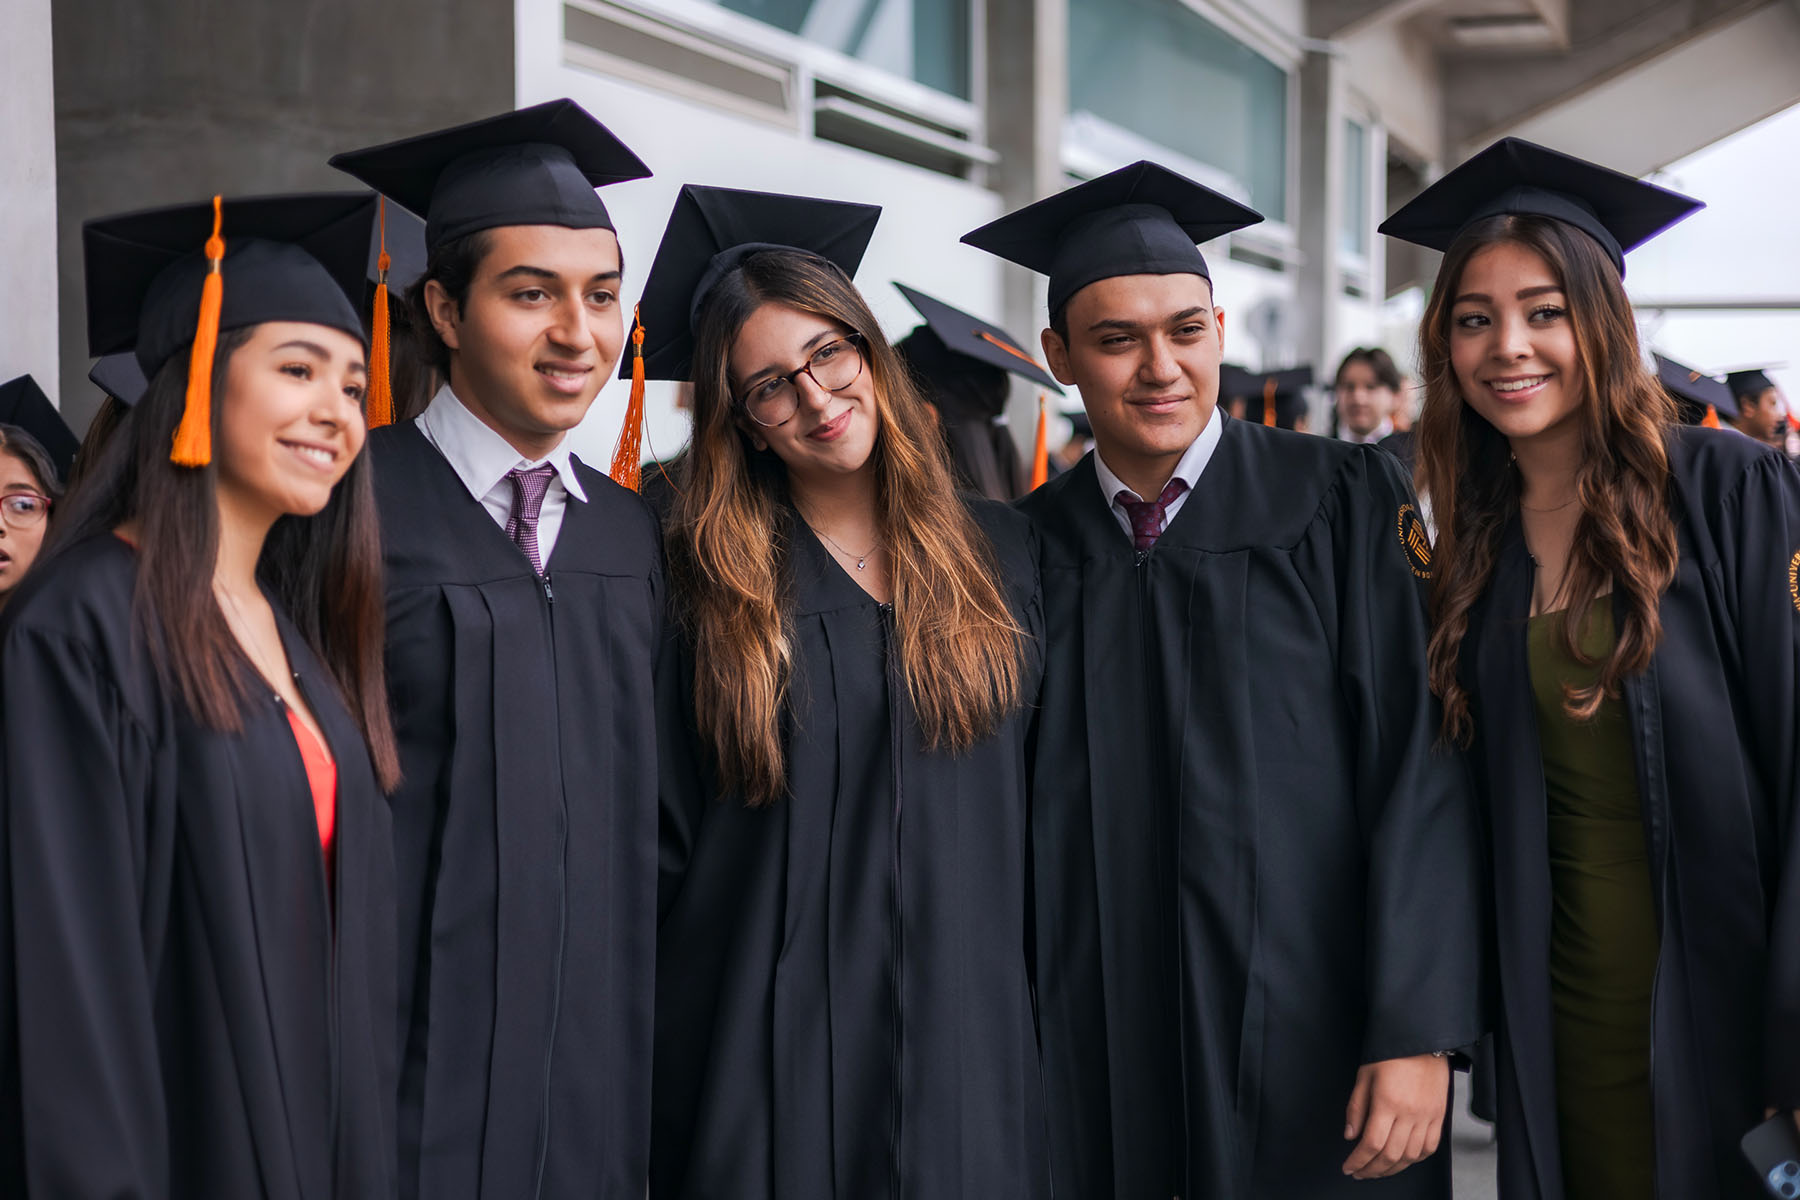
[331,102,662,1200]
[964,163,1484,1199]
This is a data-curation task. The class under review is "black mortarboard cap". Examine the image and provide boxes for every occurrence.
[629,184,882,382]
[84,192,376,379]
[0,375,80,480]
[88,354,148,409]
[1378,138,1701,275]
[894,283,1062,392]
[960,161,1262,317]
[329,99,651,252]
[1726,368,1782,401]
[1221,363,1313,428]
[1652,353,1735,422]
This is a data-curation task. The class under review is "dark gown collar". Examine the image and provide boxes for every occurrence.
[783,504,885,617]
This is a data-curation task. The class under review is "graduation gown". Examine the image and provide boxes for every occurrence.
[1020,417,1485,1199]
[1462,426,1800,1199]
[0,535,397,1199]
[372,422,662,1200]
[653,499,1050,1199]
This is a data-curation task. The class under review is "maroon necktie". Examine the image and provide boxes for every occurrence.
[1116,478,1189,552]
[504,464,557,576]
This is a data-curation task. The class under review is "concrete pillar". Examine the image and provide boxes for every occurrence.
[51,0,515,434]
[1295,48,1347,423]
[0,0,61,402]
[984,0,1068,448]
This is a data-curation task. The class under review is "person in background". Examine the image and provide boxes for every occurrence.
[1727,367,1790,454]
[0,191,399,1198]
[0,375,80,485]
[1653,353,1736,428]
[0,422,63,612]
[1334,347,1404,444]
[1390,136,1800,1197]
[893,281,1060,501]
[646,184,1049,1199]
[1221,362,1314,431]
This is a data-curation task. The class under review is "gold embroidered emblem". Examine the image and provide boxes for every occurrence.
[1398,504,1432,580]
[1788,549,1800,614]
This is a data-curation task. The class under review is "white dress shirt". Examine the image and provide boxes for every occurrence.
[1338,417,1394,446]
[1093,406,1224,541]
[415,383,589,564]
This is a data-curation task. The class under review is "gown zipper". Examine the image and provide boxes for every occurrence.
[530,568,568,1198]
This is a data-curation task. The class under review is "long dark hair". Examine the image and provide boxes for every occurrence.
[1416,214,1678,744]
[0,424,65,502]
[669,249,1026,806]
[42,328,401,788]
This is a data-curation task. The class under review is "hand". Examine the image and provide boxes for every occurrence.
[1763,1107,1800,1137]
[1342,1053,1450,1180]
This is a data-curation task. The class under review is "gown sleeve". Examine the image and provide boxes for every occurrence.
[1329,447,1487,1063]
[2,625,172,1199]
[1715,452,1800,1108]
[655,622,712,927]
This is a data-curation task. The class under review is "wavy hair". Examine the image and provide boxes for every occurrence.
[1417,214,1678,744]
[668,250,1025,805]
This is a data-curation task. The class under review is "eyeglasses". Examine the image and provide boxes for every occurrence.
[0,493,51,531]
[738,334,866,428]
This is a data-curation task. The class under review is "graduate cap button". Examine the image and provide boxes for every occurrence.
[629,184,881,382]
[89,354,149,409]
[0,374,80,481]
[1652,353,1735,421]
[894,282,1062,393]
[1378,137,1702,274]
[84,192,376,380]
[960,160,1262,317]
[329,99,651,252]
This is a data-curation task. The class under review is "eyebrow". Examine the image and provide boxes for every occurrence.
[272,340,367,376]
[1453,285,1565,305]
[2,481,40,493]
[741,329,841,387]
[494,264,622,286]
[1086,306,1209,334]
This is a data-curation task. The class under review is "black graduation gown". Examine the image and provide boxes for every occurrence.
[0,535,397,1199]
[1020,417,1485,1200]
[653,499,1050,1200]
[371,422,662,1200]
[1462,426,1800,1199]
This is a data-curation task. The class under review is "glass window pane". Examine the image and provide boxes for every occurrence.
[1342,118,1368,257]
[1068,0,1286,216]
[700,0,971,99]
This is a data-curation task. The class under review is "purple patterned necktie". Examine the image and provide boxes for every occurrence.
[1116,478,1189,552]
[504,464,557,576]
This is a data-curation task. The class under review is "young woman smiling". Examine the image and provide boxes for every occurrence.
[0,194,399,1199]
[644,186,1047,1199]
[1392,140,1800,1198]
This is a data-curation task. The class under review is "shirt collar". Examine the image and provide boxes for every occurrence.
[416,383,588,504]
[1339,417,1394,446]
[1093,402,1223,507]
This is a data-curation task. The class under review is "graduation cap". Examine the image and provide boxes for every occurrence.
[1652,353,1735,425]
[0,375,79,481]
[361,198,430,428]
[1726,367,1783,402]
[83,192,376,466]
[1221,364,1313,429]
[1378,138,1702,275]
[88,354,148,409]
[629,184,883,384]
[329,99,651,253]
[960,160,1262,317]
[893,282,1062,393]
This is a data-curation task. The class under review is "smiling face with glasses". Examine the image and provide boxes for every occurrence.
[0,451,55,601]
[731,306,880,481]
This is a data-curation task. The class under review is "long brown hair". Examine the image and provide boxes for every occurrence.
[42,329,401,789]
[1418,214,1678,744]
[669,250,1025,806]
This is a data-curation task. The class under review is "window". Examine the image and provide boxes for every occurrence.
[697,0,972,99]
[1068,0,1287,217]
[1342,118,1368,258]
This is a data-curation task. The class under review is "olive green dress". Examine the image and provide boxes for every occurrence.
[1528,604,1658,1198]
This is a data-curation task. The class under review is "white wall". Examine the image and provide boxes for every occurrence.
[1,0,61,401]
[518,0,1006,469]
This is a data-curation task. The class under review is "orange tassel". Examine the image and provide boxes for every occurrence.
[609,305,646,492]
[367,197,395,428]
[1261,376,1278,427]
[1030,393,1049,490]
[171,195,225,467]
[1701,404,1721,429]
